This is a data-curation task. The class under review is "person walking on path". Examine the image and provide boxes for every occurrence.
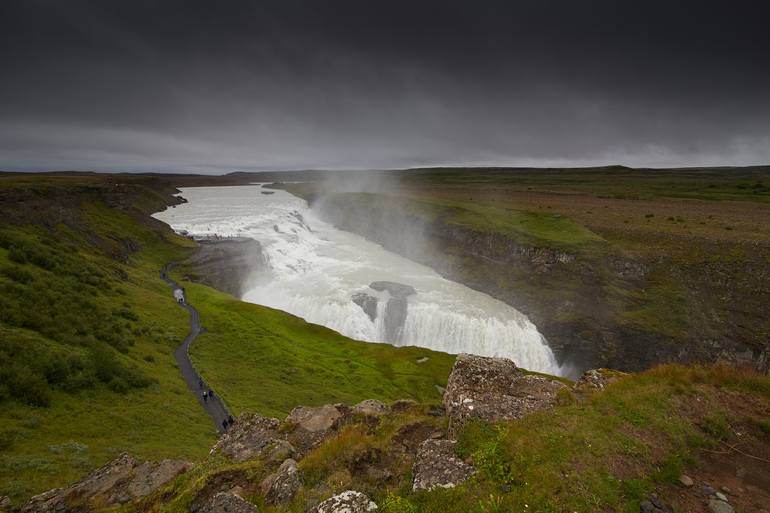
[161,264,231,433]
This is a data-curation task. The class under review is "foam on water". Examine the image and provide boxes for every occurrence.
[153,185,562,375]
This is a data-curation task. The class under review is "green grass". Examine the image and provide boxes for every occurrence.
[127,364,770,513]
[0,174,456,504]
[0,177,215,503]
[184,281,455,418]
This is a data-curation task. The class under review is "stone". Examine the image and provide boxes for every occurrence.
[0,496,12,510]
[352,399,391,417]
[678,474,694,487]
[700,484,717,496]
[369,281,416,342]
[573,368,629,393]
[639,501,656,513]
[260,459,301,505]
[20,453,191,513]
[443,354,567,437]
[199,492,259,513]
[264,439,297,464]
[714,492,728,502]
[285,404,348,453]
[309,490,377,513]
[210,413,282,462]
[286,405,343,433]
[412,439,475,491]
[352,292,379,322]
[707,499,735,513]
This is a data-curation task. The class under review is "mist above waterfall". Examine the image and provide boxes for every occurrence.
[154,184,564,376]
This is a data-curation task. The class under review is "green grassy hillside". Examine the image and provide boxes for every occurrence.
[183,282,453,418]
[0,174,453,504]
[129,364,770,513]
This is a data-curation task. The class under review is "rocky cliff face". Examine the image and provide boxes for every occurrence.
[19,454,191,513]
[13,355,570,513]
[184,237,266,298]
[13,355,769,513]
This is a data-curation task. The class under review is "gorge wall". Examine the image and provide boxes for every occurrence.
[292,189,769,374]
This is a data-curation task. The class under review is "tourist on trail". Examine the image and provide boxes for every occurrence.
[208,389,214,399]
[202,391,208,402]
[222,419,228,431]
[198,378,203,388]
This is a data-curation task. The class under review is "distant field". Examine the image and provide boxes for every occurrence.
[279,166,770,373]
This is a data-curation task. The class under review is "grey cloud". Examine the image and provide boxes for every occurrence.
[1,0,769,172]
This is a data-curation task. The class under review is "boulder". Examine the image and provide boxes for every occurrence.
[573,368,628,393]
[21,453,191,513]
[0,496,12,511]
[413,439,475,491]
[264,439,297,465]
[443,354,567,437]
[210,413,282,462]
[199,492,259,513]
[260,459,301,505]
[708,499,735,513]
[285,404,348,454]
[286,405,343,433]
[309,491,378,513]
[352,399,390,417]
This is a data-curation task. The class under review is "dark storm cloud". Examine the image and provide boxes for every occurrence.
[1,0,769,172]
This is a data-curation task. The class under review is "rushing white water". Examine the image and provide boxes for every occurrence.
[153,185,562,375]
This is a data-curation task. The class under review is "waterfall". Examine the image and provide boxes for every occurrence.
[153,184,563,375]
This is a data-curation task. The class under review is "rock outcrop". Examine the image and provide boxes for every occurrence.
[21,453,191,513]
[211,414,282,462]
[412,439,475,491]
[187,237,266,297]
[369,281,416,343]
[573,368,629,394]
[198,492,259,513]
[443,354,567,436]
[351,292,379,322]
[260,459,301,505]
[309,491,378,513]
[285,404,347,453]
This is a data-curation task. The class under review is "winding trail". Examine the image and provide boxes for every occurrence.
[160,265,231,433]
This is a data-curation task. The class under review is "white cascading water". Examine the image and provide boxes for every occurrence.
[153,185,562,375]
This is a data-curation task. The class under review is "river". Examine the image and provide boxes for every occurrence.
[153,185,563,375]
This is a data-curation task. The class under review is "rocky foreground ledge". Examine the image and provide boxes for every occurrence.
[10,355,622,513]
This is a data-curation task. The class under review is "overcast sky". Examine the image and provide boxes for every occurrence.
[1,0,769,173]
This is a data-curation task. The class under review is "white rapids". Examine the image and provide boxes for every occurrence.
[153,185,562,375]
